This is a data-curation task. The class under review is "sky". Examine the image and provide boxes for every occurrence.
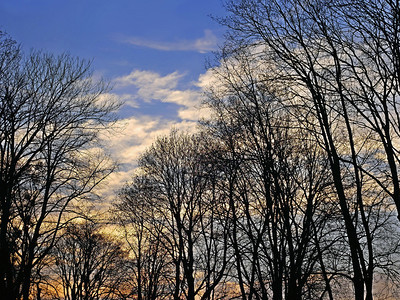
[0,0,227,197]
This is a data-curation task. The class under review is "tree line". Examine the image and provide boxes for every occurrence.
[2,0,400,299]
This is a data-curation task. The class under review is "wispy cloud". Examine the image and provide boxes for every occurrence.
[100,116,199,194]
[122,29,218,53]
[114,69,212,120]
[114,70,183,95]
[100,68,216,197]
[97,92,140,108]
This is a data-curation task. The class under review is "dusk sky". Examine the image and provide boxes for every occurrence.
[0,0,227,194]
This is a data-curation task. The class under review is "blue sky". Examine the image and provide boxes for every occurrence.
[0,1,225,76]
[0,0,227,193]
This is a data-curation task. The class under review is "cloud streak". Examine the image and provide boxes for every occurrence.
[122,30,218,53]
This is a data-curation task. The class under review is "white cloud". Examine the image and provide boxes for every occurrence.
[115,70,182,89]
[100,115,199,194]
[122,30,218,53]
[97,67,219,199]
[114,70,184,102]
[97,92,139,108]
[114,69,210,120]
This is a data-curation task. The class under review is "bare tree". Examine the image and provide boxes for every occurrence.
[0,32,118,300]
[117,130,230,300]
[203,47,335,299]
[46,220,128,300]
[116,176,173,300]
[216,0,400,299]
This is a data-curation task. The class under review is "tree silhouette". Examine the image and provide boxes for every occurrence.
[0,32,118,300]
[48,221,128,300]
